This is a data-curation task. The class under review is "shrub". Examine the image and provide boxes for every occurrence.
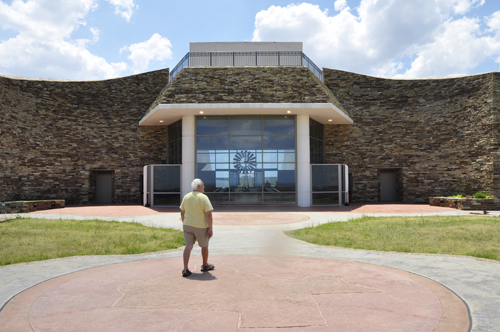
[449,194,464,198]
[473,192,490,199]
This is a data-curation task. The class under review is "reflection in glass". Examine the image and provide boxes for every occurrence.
[263,193,296,205]
[153,166,180,192]
[230,193,262,205]
[263,136,295,150]
[312,165,339,191]
[230,116,262,135]
[205,193,230,205]
[197,164,229,192]
[230,163,262,192]
[230,136,262,151]
[195,115,297,205]
[263,151,295,163]
[263,116,295,135]
[197,136,229,151]
[197,116,229,135]
[263,164,295,192]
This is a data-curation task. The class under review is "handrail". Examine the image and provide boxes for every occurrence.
[169,51,323,81]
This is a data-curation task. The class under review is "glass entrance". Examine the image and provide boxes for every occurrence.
[196,115,296,205]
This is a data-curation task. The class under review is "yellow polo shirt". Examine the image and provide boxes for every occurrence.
[180,191,213,229]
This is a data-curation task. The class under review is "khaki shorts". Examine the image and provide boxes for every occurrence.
[183,225,210,247]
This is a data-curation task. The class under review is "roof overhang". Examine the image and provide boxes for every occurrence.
[139,103,353,126]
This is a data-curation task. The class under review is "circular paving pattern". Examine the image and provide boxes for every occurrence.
[0,255,469,332]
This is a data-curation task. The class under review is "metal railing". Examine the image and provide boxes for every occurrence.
[169,51,323,81]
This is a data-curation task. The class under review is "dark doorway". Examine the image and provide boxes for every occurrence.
[95,171,113,204]
[380,170,398,202]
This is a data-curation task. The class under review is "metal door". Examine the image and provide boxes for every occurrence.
[380,171,397,201]
[96,172,113,204]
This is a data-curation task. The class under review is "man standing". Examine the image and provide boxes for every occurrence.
[180,178,214,277]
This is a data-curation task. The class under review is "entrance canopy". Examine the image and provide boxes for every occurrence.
[139,103,353,126]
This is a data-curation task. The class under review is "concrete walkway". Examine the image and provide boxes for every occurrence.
[0,204,499,331]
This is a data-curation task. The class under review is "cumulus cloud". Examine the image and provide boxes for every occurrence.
[253,0,500,78]
[0,0,127,80]
[106,0,137,22]
[120,33,173,74]
[334,0,348,11]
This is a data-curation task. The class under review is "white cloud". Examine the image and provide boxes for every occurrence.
[253,0,499,78]
[120,33,173,74]
[90,27,100,42]
[106,0,137,22]
[334,0,348,11]
[436,0,485,15]
[397,17,489,78]
[0,0,127,80]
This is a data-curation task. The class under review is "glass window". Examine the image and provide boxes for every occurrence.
[197,136,229,151]
[263,136,295,150]
[153,194,180,206]
[195,115,297,205]
[230,136,262,151]
[205,193,230,205]
[230,193,262,205]
[230,163,262,192]
[168,120,182,142]
[263,193,296,205]
[310,118,324,141]
[230,116,262,135]
[197,116,229,135]
[312,165,339,192]
[153,166,180,192]
[231,149,262,163]
[312,193,339,205]
[197,164,229,192]
[263,116,295,135]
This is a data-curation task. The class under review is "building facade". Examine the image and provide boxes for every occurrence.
[1,42,499,207]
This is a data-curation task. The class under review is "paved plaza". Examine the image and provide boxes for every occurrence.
[0,204,499,331]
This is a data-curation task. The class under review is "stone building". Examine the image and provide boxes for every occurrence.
[1,42,499,207]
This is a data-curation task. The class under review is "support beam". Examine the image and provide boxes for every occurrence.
[297,114,311,207]
[181,115,195,200]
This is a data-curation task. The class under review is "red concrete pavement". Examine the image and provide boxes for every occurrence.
[31,203,460,217]
[0,256,469,332]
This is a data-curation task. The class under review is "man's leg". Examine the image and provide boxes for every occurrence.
[183,245,194,271]
[201,245,209,266]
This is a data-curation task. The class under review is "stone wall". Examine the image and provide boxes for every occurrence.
[0,70,170,204]
[323,69,498,205]
[429,197,496,210]
[145,66,349,118]
[0,200,65,214]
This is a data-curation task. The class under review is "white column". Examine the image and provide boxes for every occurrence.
[181,115,196,199]
[296,114,311,207]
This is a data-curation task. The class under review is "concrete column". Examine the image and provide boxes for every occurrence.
[296,114,311,207]
[181,115,196,199]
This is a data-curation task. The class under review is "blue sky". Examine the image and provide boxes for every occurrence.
[1,0,500,80]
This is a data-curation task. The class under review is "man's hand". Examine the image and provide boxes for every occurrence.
[207,228,213,239]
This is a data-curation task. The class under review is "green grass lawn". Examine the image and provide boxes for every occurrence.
[0,218,185,266]
[286,216,500,261]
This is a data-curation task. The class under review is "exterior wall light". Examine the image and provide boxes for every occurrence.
[159,120,165,123]
[328,119,333,122]
[286,110,291,114]
[199,111,204,114]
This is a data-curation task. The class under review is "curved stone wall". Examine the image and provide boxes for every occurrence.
[0,70,169,204]
[323,69,498,204]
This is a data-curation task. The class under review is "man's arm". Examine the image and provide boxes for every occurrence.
[180,210,185,223]
[206,211,213,238]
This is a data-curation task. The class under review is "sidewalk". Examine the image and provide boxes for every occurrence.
[0,204,498,331]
